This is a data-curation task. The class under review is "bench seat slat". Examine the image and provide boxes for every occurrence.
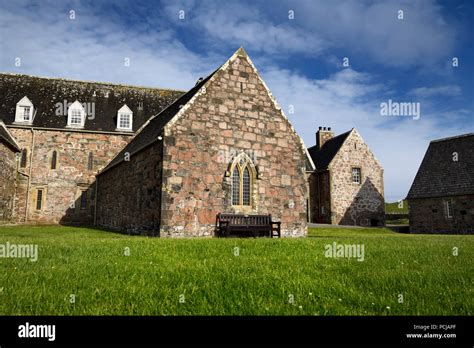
[216,213,281,238]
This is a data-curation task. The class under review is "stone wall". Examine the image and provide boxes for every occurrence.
[95,141,163,235]
[329,129,385,226]
[160,53,309,237]
[7,127,131,224]
[0,142,18,222]
[409,195,474,234]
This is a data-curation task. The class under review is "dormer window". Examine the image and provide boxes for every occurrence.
[15,96,34,124]
[116,104,133,131]
[67,101,86,128]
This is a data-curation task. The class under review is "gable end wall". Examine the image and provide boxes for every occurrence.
[160,55,309,237]
[329,130,385,226]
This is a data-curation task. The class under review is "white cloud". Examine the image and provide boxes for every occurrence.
[260,66,467,201]
[0,1,214,90]
[409,85,462,97]
[163,0,327,57]
[163,0,458,68]
[280,0,458,68]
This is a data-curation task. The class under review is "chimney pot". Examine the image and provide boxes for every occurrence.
[318,126,322,130]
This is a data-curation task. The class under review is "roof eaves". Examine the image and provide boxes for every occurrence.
[0,120,21,151]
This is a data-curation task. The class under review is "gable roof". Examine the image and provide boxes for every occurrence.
[0,121,21,151]
[407,133,474,199]
[308,130,352,171]
[0,73,185,133]
[99,47,315,174]
[99,68,220,173]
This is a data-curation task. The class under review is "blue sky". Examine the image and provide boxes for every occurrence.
[1,0,473,201]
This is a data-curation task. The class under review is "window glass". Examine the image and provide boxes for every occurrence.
[232,166,240,205]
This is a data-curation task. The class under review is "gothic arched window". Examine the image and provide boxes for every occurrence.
[231,155,255,207]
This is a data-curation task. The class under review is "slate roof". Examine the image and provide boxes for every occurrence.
[0,73,185,133]
[0,121,20,151]
[100,68,219,173]
[407,133,474,199]
[307,130,351,171]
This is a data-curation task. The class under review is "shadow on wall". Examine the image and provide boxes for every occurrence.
[339,177,385,227]
[59,180,96,226]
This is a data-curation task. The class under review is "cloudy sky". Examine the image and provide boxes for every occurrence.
[1,0,472,201]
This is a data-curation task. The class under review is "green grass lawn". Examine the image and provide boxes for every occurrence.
[385,200,408,214]
[0,225,472,315]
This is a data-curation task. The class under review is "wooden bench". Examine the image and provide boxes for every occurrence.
[216,213,281,238]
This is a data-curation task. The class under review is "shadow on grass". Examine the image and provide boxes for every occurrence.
[58,223,131,237]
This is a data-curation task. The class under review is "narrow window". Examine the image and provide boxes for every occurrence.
[51,151,57,170]
[87,152,93,171]
[232,166,240,205]
[240,82,243,93]
[36,189,43,210]
[80,191,87,210]
[446,200,453,219]
[23,106,31,121]
[20,149,27,168]
[242,167,250,205]
[352,167,361,184]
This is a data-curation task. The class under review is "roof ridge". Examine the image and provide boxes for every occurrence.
[430,132,474,143]
[0,72,186,93]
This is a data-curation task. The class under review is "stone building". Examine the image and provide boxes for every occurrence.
[0,72,184,224]
[96,48,314,237]
[407,133,474,234]
[307,127,385,226]
[0,48,315,237]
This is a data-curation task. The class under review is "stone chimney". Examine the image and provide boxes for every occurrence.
[316,126,334,149]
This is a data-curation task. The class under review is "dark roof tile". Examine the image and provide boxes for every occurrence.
[307,130,351,171]
[0,73,185,133]
[407,133,474,199]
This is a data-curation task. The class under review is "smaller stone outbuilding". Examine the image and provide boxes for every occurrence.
[407,133,474,234]
[307,127,384,226]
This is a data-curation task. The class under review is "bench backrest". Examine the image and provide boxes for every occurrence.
[218,213,271,225]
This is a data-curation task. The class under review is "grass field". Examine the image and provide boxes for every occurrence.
[0,225,472,315]
[385,200,409,214]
